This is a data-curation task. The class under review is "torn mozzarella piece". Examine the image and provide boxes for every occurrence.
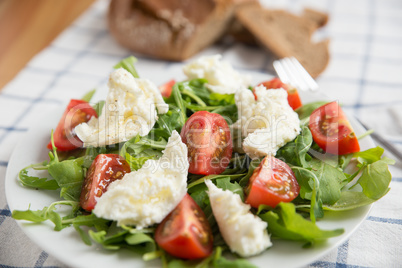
[75,68,168,147]
[93,130,188,228]
[205,179,272,257]
[183,54,251,94]
[232,85,301,158]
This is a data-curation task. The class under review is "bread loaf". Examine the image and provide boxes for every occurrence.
[108,0,234,61]
[235,4,330,78]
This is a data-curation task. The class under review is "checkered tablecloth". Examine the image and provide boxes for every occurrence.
[1,0,401,267]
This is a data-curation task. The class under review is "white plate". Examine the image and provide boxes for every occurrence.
[5,72,375,268]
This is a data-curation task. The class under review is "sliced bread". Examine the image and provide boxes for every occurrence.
[236,4,330,78]
[302,7,329,28]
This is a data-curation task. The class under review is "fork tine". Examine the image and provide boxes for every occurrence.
[284,57,311,91]
[273,60,290,84]
[273,58,306,91]
[288,57,312,91]
[290,57,319,91]
[273,57,320,92]
[280,57,305,90]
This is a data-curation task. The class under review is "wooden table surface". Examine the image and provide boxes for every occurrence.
[0,0,96,90]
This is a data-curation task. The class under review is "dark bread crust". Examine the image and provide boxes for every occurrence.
[108,0,234,61]
[235,4,330,77]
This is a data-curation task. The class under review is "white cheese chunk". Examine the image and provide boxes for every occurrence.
[232,85,301,158]
[183,54,251,94]
[75,68,168,147]
[93,130,188,229]
[205,179,272,257]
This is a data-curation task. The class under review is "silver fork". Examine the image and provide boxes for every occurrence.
[273,56,402,163]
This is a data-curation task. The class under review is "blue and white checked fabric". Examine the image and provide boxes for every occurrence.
[1,0,401,267]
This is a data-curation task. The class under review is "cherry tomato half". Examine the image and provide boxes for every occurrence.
[48,99,97,151]
[158,79,175,98]
[309,101,360,155]
[180,111,233,175]
[80,154,131,211]
[245,156,300,208]
[254,78,302,110]
[155,194,213,259]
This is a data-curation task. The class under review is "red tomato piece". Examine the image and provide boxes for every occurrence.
[255,77,302,110]
[48,99,97,151]
[158,79,175,98]
[180,111,233,175]
[80,154,131,211]
[309,101,360,155]
[155,194,213,259]
[245,156,300,208]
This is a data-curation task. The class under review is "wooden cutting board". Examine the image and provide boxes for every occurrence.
[0,0,96,90]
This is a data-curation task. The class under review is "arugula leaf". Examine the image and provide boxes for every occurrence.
[47,157,85,201]
[186,79,211,103]
[89,230,122,250]
[173,85,188,125]
[150,109,183,140]
[194,194,218,232]
[212,247,256,268]
[125,153,155,171]
[338,154,354,171]
[163,251,212,268]
[73,213,110,230]
[89,224,156,254]
[213,256,257,268]
[43,130,84,201]
[81,89,96,102]
[324,191,377,211]
[162,245,256,268]
[238,158,262,187]
[345,147,394,200]
[291,166,323,222]
[188,184,222,244]
[209,92,235,106]
[184,103,238,124]
[48,129,59,164]
[190,189,210,211]
[212,104,238,125]
[277,125,312,167]
[354,146,385,164]
[295,101,328,120]
[12,201,80,231]
[216,177,245,201]
[187,174,245,190]
[355,158,393,200]
[259,202,344,244]
[92,100,105,117]
[125,233,156,254]
[120,134,166,159]
[73,214,110,245]
[82,146,108,168]
[309,159,347,205]
[114,56,139,78]
[18,130,85,202]
[294,126,313,167]
[18,163,59,190]
[166,79,238,123]
[182,89,207,107]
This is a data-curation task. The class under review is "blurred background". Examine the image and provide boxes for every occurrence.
[0,0,95,89]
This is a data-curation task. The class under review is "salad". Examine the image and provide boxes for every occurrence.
[11,55,394,267]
